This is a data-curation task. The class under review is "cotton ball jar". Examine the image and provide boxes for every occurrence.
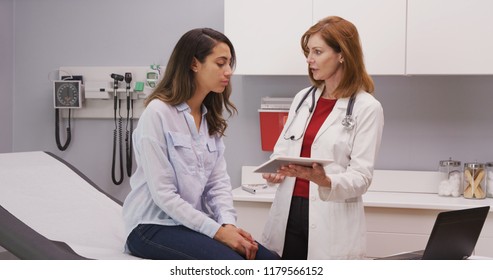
[486,162,493,198]
[438,172,461,197]
[438,159,461,197]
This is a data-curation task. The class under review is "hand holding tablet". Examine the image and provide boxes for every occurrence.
[253,156,331,173]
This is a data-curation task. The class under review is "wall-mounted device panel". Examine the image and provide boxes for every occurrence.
[54,80,83,108]
[58,66,160,119]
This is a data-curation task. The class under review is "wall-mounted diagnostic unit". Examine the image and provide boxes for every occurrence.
[53,76,85,151]
[53,66,162,185]
[53,80,83,108]
[56,66,158,118]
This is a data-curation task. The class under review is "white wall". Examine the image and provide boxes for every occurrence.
[12,0,225,202]
[8,0,493,203]
[0,0,13,153]
[228,75,493,173]
[373,75,493,170]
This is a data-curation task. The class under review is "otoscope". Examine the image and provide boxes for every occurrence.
[124,73,134,177]
[111,73,124,111]
[124,73,132,111]
[110,73,124,185]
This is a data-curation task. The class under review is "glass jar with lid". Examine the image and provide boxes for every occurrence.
[438,158,461,197]
[486,162,493,198]
[463,162,486,199]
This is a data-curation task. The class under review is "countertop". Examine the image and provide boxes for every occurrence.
[232,187,493,211]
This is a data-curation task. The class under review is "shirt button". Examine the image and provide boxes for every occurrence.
[310,224,317,229]
[311,196,316,201]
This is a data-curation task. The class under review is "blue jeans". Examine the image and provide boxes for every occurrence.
[126,224,280,260]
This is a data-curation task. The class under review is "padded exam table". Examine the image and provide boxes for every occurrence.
[0,151,140,259]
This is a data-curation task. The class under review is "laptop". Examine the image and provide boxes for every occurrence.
[376,206,490,260]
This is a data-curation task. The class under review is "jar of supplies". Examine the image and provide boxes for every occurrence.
[463,162,486,199]
[486,162,493,198]
[438,158,461,197]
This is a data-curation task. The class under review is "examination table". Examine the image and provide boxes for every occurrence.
[0,151,140,260]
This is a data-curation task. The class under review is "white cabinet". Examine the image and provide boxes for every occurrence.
[224,0,312,75]
[407,0,493,74]
[366,207,493,258]
[224,0,406,75]
[313,0,407,75]
[225,0,493,75]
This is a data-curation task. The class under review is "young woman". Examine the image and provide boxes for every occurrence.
[262,16,384,259]
[123,28,278,260]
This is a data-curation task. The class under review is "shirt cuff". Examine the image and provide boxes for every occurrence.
[199,218,222,239]
[218,215,237,227]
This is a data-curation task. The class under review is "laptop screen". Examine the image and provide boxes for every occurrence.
[422,206,490,260]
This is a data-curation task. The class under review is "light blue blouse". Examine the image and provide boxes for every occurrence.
[122,99,236,241]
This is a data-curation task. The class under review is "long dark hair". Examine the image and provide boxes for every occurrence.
[145,28,237,136]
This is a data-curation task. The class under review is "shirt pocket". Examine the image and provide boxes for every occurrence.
[203,139,219,175]
[167,131,196,175]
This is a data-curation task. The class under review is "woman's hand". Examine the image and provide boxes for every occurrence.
[262,172,285,184]
[278,163,331,187]
[213,224,258,259]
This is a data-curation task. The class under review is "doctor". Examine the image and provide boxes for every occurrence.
[262,16,384,259]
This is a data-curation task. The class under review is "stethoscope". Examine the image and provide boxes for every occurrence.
[283,86,356,141]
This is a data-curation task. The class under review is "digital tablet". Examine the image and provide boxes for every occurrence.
[253,156,332,173]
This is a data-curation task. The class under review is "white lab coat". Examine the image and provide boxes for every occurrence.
[261,86,384,259]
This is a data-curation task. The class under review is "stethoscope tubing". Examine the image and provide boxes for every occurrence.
[284,86,356,141]
[295,85,317,113]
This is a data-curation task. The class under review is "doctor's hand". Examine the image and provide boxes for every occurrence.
[214,224,258,260]
[279,163,331,187]
[262,173,285,184]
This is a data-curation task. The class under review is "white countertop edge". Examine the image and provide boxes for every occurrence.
[363,192,493,211]
[232,187,277,203]
[232,188,493,211]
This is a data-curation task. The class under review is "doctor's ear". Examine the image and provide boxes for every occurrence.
[338,53,344,64]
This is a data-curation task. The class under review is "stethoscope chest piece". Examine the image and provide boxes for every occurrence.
[341,94,356,130]
[341,115,355,130]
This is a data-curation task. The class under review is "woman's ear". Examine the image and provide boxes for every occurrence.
[191,57,199,72]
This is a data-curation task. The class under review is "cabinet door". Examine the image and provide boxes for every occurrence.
[313,0,407,75]
[407,0,493,74]
[224,0,312,75]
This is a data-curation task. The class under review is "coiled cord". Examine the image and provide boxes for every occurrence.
[55,108,71,151]
[125,98,134,177]
[111,100,124,185]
